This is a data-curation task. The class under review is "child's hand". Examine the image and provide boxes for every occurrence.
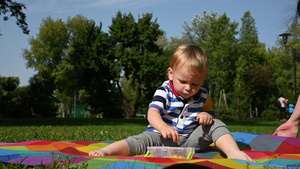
[158,124,180,143]
[196,112,213,125]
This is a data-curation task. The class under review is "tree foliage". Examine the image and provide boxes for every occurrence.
[181,11,283,120]
[0,0,29,35]
[182,11,218,45]
[232,11,271,119]
[274,22,300,103]
[2,10,299,120]
[27,74,57,117]
[23,15,123,118]
[0,76,19,117]
[108,11,167,118]
[205,13,239,109]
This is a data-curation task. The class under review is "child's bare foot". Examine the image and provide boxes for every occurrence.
[227,151,254,162]
[88,140,129,156]
[89,149,107,156]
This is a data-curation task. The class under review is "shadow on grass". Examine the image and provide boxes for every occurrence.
[0,117,282,127]
[0,118,149,127]
[223,119,281,127]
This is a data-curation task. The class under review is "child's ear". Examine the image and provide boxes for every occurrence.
[168,67,173,81]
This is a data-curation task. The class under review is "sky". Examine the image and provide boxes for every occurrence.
[0,0,298,86]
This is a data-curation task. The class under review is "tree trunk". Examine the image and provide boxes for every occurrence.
[129,86,141,118]
[223,89,228,110]
[60,99,65,118]
[67,106,72,118]
[249,102,253,118]
[255,107,258,117]
[237,83,241,112]
[116,81,137,118]
[218,89,228,110]
[218,90,222,109]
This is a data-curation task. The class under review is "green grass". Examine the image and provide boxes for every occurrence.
[0,118,149,142]
[225,120,290,135]
[0,118,298,142]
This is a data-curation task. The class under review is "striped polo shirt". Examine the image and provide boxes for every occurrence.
[146,80,215,137]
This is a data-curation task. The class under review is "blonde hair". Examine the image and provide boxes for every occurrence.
[170,44,209,75]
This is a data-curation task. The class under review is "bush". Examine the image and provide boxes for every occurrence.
[215,107,248,121]
[261,108,279,121]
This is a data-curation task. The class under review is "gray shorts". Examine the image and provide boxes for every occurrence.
[123,119,230,155]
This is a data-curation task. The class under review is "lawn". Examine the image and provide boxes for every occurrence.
[0,118,297,142]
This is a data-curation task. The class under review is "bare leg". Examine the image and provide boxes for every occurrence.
[89,140,129,156]
[215,134,254,162]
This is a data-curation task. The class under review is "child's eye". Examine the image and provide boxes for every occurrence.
[179,80,186,84]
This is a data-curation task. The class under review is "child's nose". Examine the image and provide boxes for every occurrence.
[185,84,192,91]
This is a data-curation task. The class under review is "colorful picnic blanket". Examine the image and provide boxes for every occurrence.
[0,132,300,169]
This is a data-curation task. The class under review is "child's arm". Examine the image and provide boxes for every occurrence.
[215,133,254,162]
[196,112,213,125]
[147,108,180,143]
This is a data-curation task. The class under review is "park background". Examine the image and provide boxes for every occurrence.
[0,0,300,122]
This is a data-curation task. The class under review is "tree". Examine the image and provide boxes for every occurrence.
[156,32,182,54]
[23,15,125,118]
[0,0,29,35]
[233,11,269,119]
[275,22,300,104]
[204,13,239,112]
[181,11,240,117]
[70,16,123,118]
[180,11,280,120]
[182,11,218,45]
[23,16,70,117]
[0,76,20,117]
[181,11,219,93]
[26,74,57,117]
[108,11,166,118]
[54,15,98,118]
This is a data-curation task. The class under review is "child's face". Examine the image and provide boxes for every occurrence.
[168,64,206,99]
